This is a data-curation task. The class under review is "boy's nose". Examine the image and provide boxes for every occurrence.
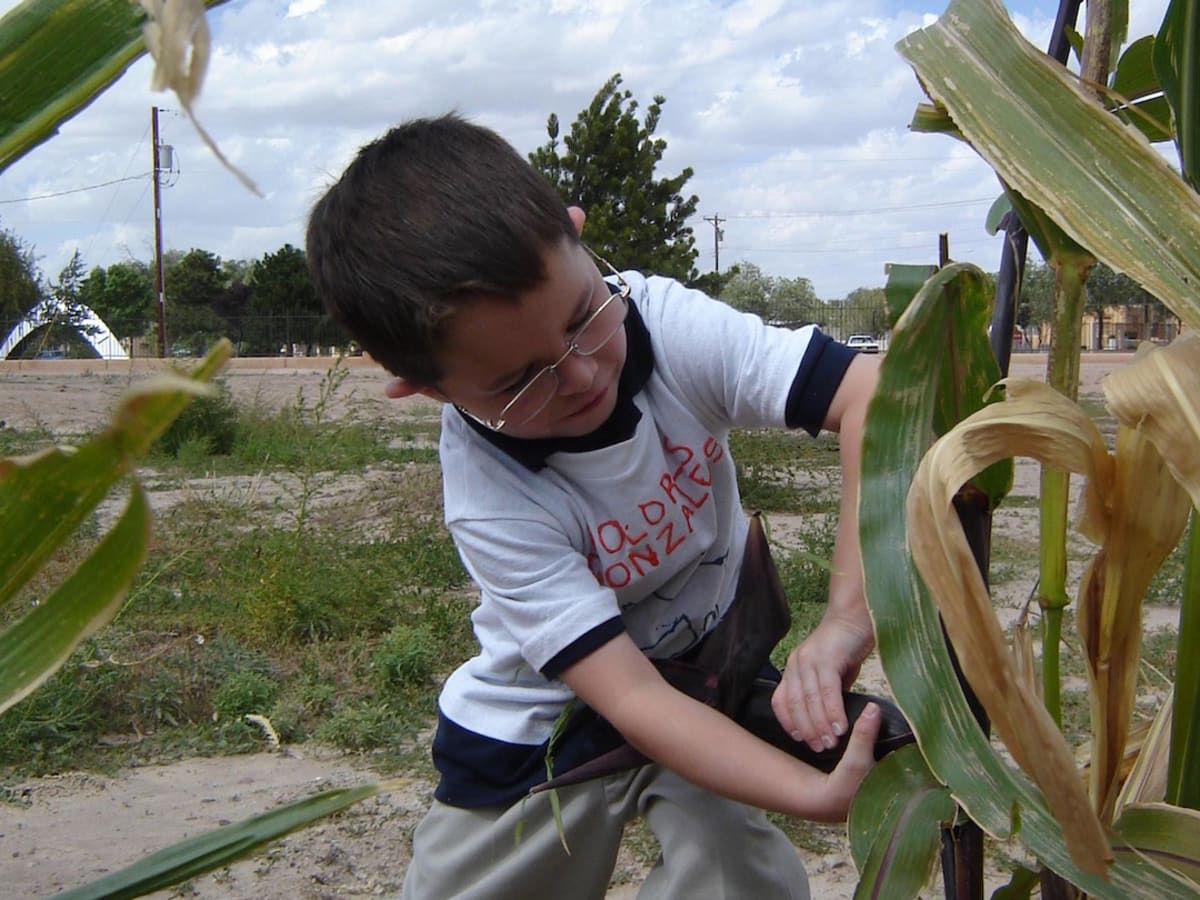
[555,352,598,395]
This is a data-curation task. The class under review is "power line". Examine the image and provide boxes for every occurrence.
[0,173,151,205]
[708,235,999,256]
[717,197,994,218]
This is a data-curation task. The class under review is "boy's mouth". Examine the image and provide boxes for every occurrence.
[568,382,612,419]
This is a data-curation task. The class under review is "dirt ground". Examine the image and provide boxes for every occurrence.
[0,351,1150,899]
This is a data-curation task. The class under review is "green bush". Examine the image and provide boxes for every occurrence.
[213,670,278,722]
[315,701,408,751]
[371,625,437,692]
[157,378,240,457]
[0,656,128,771]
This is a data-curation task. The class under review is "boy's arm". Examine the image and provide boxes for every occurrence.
[561,632,880,821]
[773,353,879,753]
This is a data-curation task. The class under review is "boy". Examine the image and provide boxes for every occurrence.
[307,114,881,899]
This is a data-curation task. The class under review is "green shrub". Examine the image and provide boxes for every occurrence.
[371,625,437,692]
[315,701,407,751]
[0,657,128,771]
[213,670,278,722]
[157,378,240,457]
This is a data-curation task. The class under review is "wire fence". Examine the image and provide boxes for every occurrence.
[1,314,356,360]
[2,305,1182,360]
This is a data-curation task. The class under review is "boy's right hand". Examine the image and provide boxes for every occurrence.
[819,701,881,820]
[772,612,874,752]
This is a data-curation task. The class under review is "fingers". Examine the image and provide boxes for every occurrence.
[774,655,850,753]
[830,702,880,789]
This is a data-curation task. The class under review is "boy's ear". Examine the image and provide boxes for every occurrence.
[567,206,586,237]
[385,378,449,403]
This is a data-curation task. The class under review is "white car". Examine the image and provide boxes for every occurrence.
[846,334,881,353]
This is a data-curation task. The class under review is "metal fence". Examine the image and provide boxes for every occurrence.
[1,315,355,360]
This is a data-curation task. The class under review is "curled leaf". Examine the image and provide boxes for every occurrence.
[139,0,261,195]
[1077,419,1190,822]
[1103,332,1200,509]
[906,378,1113,874]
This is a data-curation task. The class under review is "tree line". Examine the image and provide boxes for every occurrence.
[0,71,1172,360]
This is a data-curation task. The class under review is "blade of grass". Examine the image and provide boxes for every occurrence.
[56,779,409,900]
[0,484,149,714]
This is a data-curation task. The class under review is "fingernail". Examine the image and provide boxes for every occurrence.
[832,721,845,737]
[864,703,880,719]
[822,734,836,749]
[791,730,804,742]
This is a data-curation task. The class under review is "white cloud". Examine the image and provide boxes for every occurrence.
[0,0,1173,300]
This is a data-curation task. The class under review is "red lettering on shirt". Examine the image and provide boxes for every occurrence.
[596,518,650,553]
[629,544,661,576]
[658,519,686,555]
[703,436,724,466]
[640,500,666,526]
[663,436,695,479]
[605,560,632,588]
[585,433,725,589]
[660,472,708,510]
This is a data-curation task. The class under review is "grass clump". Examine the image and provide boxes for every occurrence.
[732,429,840,514]
[157,378,240,458]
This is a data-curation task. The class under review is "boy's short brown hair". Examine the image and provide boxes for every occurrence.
[306,114,577,385]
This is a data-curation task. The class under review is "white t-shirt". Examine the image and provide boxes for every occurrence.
[430,270,853,807]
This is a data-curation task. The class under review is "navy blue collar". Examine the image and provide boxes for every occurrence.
[457,293,655,472]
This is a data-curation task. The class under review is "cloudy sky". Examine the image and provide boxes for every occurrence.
[0,0,1173,300]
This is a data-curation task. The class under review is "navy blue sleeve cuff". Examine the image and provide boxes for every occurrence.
[540,617,626,680]
[784,331,859,436]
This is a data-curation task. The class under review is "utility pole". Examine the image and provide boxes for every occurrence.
[151,106,167,357]
[703,213,725,275]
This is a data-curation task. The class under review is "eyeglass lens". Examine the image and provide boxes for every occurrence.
[500,290,628,426]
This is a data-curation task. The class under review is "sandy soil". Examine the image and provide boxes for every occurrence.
[0,350,1157,899]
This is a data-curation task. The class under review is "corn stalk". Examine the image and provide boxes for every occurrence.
[0,2,390,895]
[850,0,1200,896]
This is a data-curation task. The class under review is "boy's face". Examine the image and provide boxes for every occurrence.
[432,237,629,441]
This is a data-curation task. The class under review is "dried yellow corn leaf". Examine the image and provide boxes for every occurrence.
[138,0,260,195]
[1115,689,1173,813]
[1104,333,1200,509]
[1078,422,1190,822]
[907,378,1112,874]
[1011,617,1039,697]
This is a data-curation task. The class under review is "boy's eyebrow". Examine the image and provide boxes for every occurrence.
[482,280,595,393]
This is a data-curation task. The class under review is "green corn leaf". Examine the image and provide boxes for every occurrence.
[1111,35,1161,101]
[848,745,956,900]
[909,101,965,140]
[883,263,1011,503]
[1169,514,1200,809]
[56,780,407,899]
[882,263,936,327]
[0,339,230,717]
[0,340,230,602]
[0,0,230,175]
[0,483,148,714]
[990,865,1040,900]
[1111,802,1200,889]
[896,0,1200,333]
[1154,0,1200,185]
[861,257,1186,895]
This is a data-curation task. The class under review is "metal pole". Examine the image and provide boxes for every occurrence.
[152,106,167,357]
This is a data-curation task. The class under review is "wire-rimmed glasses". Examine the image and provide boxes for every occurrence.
[462,247,630,432]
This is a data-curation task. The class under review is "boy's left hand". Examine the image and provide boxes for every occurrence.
[772,613,874,753]
[820,699,881,819]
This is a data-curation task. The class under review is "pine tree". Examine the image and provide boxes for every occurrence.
[530,74,700,283]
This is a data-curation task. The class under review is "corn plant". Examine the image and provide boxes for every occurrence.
[849,0,1200,896]
[0,3,401,896]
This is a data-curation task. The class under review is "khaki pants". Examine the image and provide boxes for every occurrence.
[400,763,810,900]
